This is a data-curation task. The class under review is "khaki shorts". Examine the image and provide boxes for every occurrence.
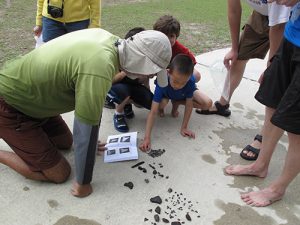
[238,10,270,60]
[0,98,73,171]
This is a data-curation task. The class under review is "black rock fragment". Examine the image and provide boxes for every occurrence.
[171,222,181,225]
[185,213,191,221]
[162,218,170,223]
[155,206,161,214]
[148,209,153,213]
[144,179,149,184]
[149,164,156,169]
[154,214,160,222]
[153,170,157,175]
[166,176,169,179]
[124,182,133,189]
[131,161,145,168]
[150,196,162,204]
[168,188,173,193]
[144,218,149,222]
[142,168,147,173]
[147,148,166,158]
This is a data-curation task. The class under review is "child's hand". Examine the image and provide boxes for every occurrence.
[97,141,107,155]
[181,128,195,139]
[139,138,151,152]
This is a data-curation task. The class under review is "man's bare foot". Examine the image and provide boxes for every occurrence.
[159,108,165,117]
[241,187,284,207]
[225,164,267,178]
[171,109,179,117]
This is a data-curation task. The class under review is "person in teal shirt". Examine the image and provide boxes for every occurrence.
[0,28,171,197]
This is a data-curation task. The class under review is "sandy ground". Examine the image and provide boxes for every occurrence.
[0,52,299,225]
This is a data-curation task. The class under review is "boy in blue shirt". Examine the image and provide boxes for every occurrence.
[140,54,200,151]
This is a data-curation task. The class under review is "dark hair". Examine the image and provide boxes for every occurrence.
[153,15,180,37]
[169,54,194,76]
[124,27,145,39]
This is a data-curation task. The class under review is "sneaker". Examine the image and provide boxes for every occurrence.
[124,104,134,119]
[113,114,129,132]
[104,96,115,109]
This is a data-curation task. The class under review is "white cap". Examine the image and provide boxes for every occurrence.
[118,30,172,87]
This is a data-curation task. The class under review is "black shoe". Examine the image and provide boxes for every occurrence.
[104,96,115,109]
[113,114,129,132]
[124,104,134,119]
[195,101,231,117]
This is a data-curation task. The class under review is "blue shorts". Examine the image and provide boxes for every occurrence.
[42,17,90,42]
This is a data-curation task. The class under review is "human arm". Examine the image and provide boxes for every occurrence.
[180,98,195,138]
[88,0,101,28]
[72,117,100,197]
[139,101,159,152]
[224,0,242,70]
[112,71,127,84]
[34,0,44,36]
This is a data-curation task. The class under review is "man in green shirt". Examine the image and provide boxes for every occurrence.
[0,28,171,197]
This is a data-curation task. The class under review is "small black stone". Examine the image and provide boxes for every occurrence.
[144,179,150,184]
[166,176,169,179]
[138,166,143,170]
[162,218,170,223]
[124,182,133,189]
[131,161,145,168]
[171,222,181,225]
[144,218,149,222]
[186,213,191,221]
[150,196,162,204]
[155,206,161,214]
[148,209,153,213]
[154,214,160,222]
[168,188,173,193]
[153,170,158,175]
[143,168,147,173]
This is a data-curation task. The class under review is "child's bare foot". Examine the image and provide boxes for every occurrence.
[159,108,165,117]
[241,187,284,207]
[225,164,267,178]
[171,109,179,117]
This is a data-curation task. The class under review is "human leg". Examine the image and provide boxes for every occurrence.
[193,69,201,83]
[192,90,213,110]
[240,23,286,160]
[241,132,300,207]
[225,107,283,177]
[110,83,132,132]
[42,115,73,150]
[42,16,66,42]
[159,98,169,117]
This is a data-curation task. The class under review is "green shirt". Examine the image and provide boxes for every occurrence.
[0,29,119,125]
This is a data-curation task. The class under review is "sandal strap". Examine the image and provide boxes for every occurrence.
[254,134,262,143]
[243,145,260,155]
[214,101,229,112]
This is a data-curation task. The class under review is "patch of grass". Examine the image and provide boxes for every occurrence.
[0,0,251,66]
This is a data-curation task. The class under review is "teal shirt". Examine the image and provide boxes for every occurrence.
[0,28,119,125]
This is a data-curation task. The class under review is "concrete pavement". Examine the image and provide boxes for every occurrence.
[0,50,299,225]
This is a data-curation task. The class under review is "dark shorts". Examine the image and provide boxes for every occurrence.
[238,10,270,60]
[0,98,73,171]
[108,77,153,110]
[255,38,300,134]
